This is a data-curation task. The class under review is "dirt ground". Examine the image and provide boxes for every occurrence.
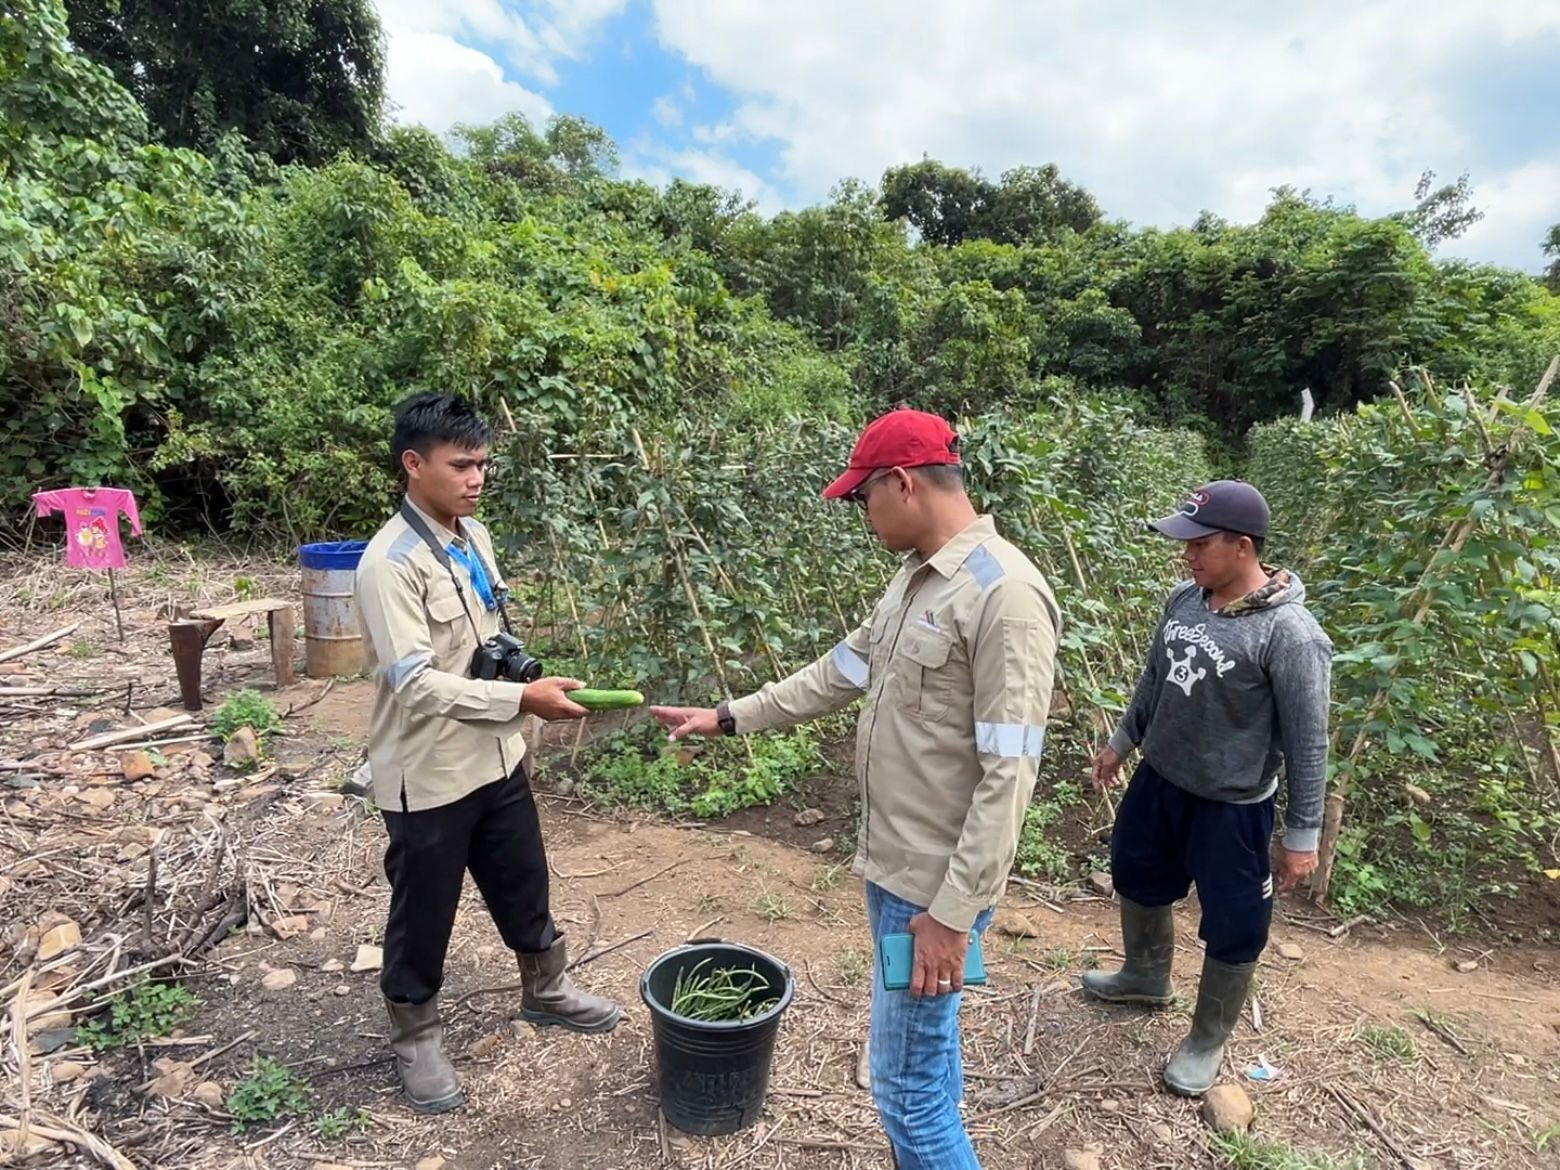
[2,548,1559,1170]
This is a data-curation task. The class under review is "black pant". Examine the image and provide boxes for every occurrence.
[1110,761,1275,964]
[380,762,557,1005]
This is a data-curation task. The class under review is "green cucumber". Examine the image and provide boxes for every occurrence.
[572,688,645,711]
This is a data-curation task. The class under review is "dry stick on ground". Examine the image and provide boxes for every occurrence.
[1328,1085,1420,1170]
[70,715,194,753]
[11,973,33,1158]
[141,844,158,948]
[1413,1009,1471,1056]
[133,1030,259,1091]
[567,929,653,972]
[0,1113,136,1170]
[1022,984,1043,1056]
[603,858,686,898]
[283,678,335,717]
[15,954,186,1029]
[0,622,80,665]
[804,959,852,1008]
[1313,356,1558,903]
[449,929,654,1009]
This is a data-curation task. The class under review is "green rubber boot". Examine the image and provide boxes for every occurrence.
[1081,897,1175,1007]
[1163,956,1256,1096]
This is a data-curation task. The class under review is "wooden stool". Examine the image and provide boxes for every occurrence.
[169,599,297,711]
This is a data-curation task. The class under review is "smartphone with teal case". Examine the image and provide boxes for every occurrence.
[879,931,987,991]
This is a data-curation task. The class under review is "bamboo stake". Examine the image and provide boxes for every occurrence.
[1313,357,1557,902]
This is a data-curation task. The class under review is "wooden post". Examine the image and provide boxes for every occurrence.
[267,605,297,690]
[169,621,216,711]
[107,569,126,643]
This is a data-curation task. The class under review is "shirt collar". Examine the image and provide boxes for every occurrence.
[403,496,466,548]
[908,515,998,579]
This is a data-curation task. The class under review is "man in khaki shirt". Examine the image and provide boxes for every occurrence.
[653,409,1060,1169]
[355,392,620,1114]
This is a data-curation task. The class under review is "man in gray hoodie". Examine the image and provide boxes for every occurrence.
[1085,480,1332,1096]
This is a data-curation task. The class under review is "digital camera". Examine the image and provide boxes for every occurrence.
[470,632,543,683]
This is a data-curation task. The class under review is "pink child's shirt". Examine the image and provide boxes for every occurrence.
[33,487,143,569]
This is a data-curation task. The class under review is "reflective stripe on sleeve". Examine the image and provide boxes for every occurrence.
[975,721,1045,758]
[385,652,431,692]
[831,641,870,690]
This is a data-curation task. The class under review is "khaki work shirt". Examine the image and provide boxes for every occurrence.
[355,499,528,812]
[730,516,1061,931]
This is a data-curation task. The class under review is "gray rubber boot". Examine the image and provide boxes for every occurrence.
[518,936,622,1033]
[1080,897,1175,1006]
[385,997,464,1114]
[1163,957,1256,1096]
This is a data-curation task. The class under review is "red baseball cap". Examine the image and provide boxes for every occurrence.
[822,408,962,500]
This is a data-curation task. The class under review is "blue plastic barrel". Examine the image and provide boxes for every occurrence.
[298,541,369,678]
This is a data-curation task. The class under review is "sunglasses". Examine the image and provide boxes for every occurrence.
[847,468,896,505]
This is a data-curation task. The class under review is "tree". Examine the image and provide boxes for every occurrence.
[881,158,1101,246]
[62,0,385,165]
[881,158,991,246]
[982,164,1102,243]
[1391,169,1483,248]
[451,112,617,193]
[1544,223,1560,293]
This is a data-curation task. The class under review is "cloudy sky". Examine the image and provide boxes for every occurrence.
[375,0,1560,272]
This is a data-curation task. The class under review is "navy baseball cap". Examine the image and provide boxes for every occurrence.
[1150,480,1271,541]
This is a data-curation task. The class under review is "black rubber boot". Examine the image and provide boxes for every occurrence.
[1163,956,1256,1096]
[1081,897,1175,1007]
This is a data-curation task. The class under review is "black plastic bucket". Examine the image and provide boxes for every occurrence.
[640,940,795,1136]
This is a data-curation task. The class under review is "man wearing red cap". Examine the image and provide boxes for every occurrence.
[653,408,1061,1169]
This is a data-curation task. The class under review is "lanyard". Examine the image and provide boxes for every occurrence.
[398,501,514,638]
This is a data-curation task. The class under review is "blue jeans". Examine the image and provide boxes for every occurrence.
[866,882,994,1169]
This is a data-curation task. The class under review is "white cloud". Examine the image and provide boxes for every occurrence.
[384,28,552,132]
[651,94,683,128]
[376,0,626,95]
[625,146,784,213]
[647,0,1560,269]
[1440,163,1560,271]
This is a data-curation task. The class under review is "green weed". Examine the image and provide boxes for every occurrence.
[75,982,198,1051]
[226,1056,311,1133]
[211,688,281,743]
[1209,1131,1368,1170]
[751,890,792,922]
[313,1106,372,1141]
[1358,1024,1417,1063]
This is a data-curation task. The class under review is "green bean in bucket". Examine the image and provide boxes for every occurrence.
[670,958,780,1023]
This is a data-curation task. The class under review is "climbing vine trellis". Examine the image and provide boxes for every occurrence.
[488,396,1208,788]
[1253,358,1560,914]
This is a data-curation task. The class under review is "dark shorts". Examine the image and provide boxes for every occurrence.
[1110,760,1275,964]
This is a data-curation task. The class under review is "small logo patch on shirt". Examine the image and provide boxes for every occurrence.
[916,610,941,632]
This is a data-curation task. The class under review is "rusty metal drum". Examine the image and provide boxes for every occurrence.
[297,541,368,678]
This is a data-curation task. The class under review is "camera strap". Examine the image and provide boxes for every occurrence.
[399,501,515,636]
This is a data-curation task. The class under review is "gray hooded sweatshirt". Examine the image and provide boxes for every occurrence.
[1107,570,1333,852]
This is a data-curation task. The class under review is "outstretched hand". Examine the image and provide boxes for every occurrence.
[649,705,721,741]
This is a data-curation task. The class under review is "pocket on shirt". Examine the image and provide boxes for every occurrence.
[426,585,472,665]
[896,625,955,720]
[866,608,894,680]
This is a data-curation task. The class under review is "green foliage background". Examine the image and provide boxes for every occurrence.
[4,0,1559,919]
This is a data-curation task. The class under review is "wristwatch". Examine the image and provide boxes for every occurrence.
[715,699,737,737]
